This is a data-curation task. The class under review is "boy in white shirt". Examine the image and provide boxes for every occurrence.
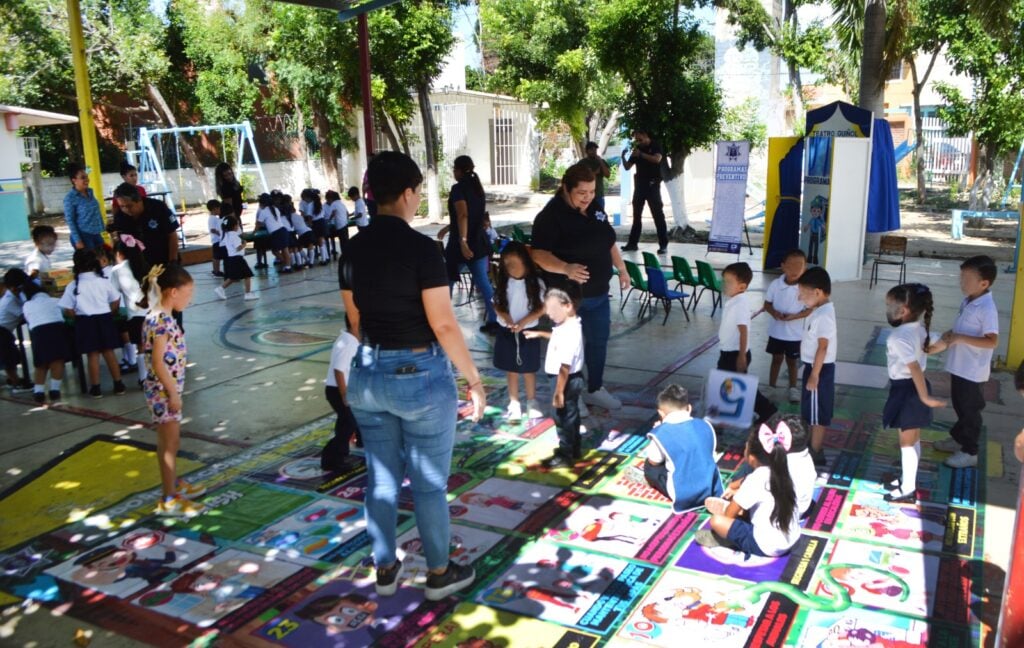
[348,187,370,228]
[322,319,363,471]
[763,249,811,403]
[25,225,57,280]
[718,262,777,425]
[929,255,1000,468]
[207,200,225,278]
[525,287,585,468]
[797,266,837,469]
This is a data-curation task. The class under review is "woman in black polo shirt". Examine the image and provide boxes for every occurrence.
[530,163,630,411]
[339,151,486,602]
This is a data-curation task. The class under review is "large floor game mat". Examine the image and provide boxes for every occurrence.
[0,363,995,646]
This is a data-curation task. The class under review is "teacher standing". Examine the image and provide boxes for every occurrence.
[340,151,485,601]
[445,155,498,333]
[63,163,106,250]
[531,163,630,411]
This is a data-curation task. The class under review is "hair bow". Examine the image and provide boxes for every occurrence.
[758,421,793,453]
[120,233,146,251]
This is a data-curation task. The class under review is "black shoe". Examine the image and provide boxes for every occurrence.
[212,270,224,277]
[33,391,45,404]
[48,390,61,402]
[542,452,574,469]
[884,488,916,503]
[113,380,127,395]
[322,454,364,473]
[810,447,827,469]
[883,477,901,492]
[375,559,403,597]
[656,248,667,255]
[479,321,502,335]
[254,263,268,270]
[620,245,639,252]
[89,384,102,399]
[119,360,137,374]
[424,561,475,601]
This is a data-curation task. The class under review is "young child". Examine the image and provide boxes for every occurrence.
[700,420,800,557]
[255,193,292,273]
[797,266,837,469]
[111,237,151,377]
[17,275,71,403]
[1,270,32,392]
[929,255,999,469]
[348,187,369,229]
[493,241,546,420]
[322,318,362,471]
[139,264,206,517]
[287,198,316,269]
[724,413,817,518]
[304,189,330,266]
[324,190,349,257]
[643,384,724,513]
[881,283,946,502]
[718,262,777,425]
[764,249,810,403]
[25,225,57,280]
[524,287,585,468]
[96,244,115,279]
[207,199,225,278]
[483,212,498,248]
[214,216,257,301]
[58,248,126,398]
[278,196,301,268]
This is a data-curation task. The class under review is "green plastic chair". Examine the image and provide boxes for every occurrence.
[622,260,652,317]
[670,256,700,311]
[642,251,674,281]
[511,224,531,244]
[694,259,724,316]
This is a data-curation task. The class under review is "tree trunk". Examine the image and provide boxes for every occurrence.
[910,51,940,204]
[394,121,413,157]
[378,110,402,152]
[310,99,341,191]
[785,5,804,132]
[146,84,212,199]
[664,152,689,232]
[858,0,887,116]
[294,98,313,189]
[968,146,994,210]
[597,110,620,156]
[417,80,442,223]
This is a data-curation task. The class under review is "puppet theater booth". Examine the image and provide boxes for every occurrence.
[761,101,901,280]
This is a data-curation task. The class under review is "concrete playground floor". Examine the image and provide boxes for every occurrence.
[0,226,1020,645]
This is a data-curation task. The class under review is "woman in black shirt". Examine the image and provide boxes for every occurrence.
[530,163,629,411]
[339,151,486,601]
[445,155,499,333]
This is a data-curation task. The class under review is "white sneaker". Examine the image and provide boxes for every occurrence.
[944,451,978,468]
[213,286,227,300]
[933,438,961,453]
[788,387,801,403]
[243,292,259,301]
[526,399,544,419]
[582,386,622,410]
[578,397,589,418]
[505,400,522,420]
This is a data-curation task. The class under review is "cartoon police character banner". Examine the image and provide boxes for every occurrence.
[800,101,873,266]
[708,140,751,254]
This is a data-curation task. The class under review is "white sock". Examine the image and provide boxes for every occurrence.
[899,444,920,494]
[124,343,137,364]
[49,379,62,391]
[320,243,328,259]
[137,355,146,376]
[33,384,44,394]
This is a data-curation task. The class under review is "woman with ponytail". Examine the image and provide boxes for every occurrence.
[881,283,946,502]
[699,420,800,557]
[445,155,498,333]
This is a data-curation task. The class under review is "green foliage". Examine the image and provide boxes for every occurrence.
[465,66,487,91]
[721,98,767,150]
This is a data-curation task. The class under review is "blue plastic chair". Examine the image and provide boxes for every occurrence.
[645,266,690,325]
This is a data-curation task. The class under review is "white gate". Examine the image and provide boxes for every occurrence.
[491,104,530,186]
[919,117,972,186]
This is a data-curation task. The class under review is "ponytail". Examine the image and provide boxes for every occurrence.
[747,422,797,535]
[454,155,485,198]
[139,264,193,311]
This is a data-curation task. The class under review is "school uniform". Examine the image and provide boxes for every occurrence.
[0,291,23,371]
[351,198,369,228]
[22,292,71,368]
[801,302,837,427]
[644,411,724,513]
[493,277,545,374]
[322,329,361,469]
[307,202,328,239]
[279,210,298,248]
[289,212,315,247]
[729,465,801,557]
[546,315,585,458]
[717,291,777,423]
[109,260,147,345]
[788,449,817,515]
[945,292,998,455]
[221,231,254,280]
[883,321,934,430]
[24,248,52,278]
[209,214,226,260]
[764,276,803,357]
[257,206,288,252]
[326,200,350,243]
[58,273,121,354]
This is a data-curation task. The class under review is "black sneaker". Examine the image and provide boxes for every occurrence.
[89,385,102,399]
[424,561,475,601]
[33,391,45,404]
[212,270,224,277]
[656,248,667,255]
[375,559,403,596]
[620,244,639,252]
[113,380,127,395]
[48,390,61,402]
[541,452,574,469]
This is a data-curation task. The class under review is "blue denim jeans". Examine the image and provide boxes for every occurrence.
[77,231,105,249]
[578,294,611,393]
[347,344,457,570]
[451,256,497,324]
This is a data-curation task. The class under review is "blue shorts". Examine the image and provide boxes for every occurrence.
[766,337,801,359]
[725,518,768,557]
[801,362,835,427]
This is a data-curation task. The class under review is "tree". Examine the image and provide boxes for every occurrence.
[591,0,723,231]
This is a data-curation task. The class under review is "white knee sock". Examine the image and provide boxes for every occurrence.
[137,355,146,376]
[900,443,920,494]
[124,343,137,364]
[320,243,328,260]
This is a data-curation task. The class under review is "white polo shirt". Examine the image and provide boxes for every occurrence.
[886,320,929,380]
[733,465,801,556]
[22,292,64,329]
[545,316,584,375]
[719,291,752,352]
[58,272,120,316]
[208,214,223,244]
[945,292,999,383]
[221,231,244,258]
[325,330,359,388]
[765,276,803,341]
[801,302,837,364]
[256,206,285,234]
[24,249,52,276]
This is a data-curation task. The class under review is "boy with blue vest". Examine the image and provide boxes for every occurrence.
[643,384,724,513]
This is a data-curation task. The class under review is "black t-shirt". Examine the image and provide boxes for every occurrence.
[531,193,616,299]
[218,181,244,218]
[445,180,490,268]
[338,215,448,348]
[632,141,664,182]
[112,198,177,267]
[579,157,606,198]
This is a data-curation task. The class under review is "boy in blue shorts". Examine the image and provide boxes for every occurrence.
[797,267,836,469]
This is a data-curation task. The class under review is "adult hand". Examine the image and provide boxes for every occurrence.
[460,240,473,261]
[74,240,84,250]
[566,263,589,284]
[469,382,486,422]
[941,330,956,345]
[619,272,630,292]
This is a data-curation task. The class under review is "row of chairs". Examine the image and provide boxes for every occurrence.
[620,252,724,324]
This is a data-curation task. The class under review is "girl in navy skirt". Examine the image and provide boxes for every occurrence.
[58,248,125,398]
[111,237,150,377]
[882,283,947,503]
[493,241,546,420]
[215,216,258,301]
[18,279,71,403]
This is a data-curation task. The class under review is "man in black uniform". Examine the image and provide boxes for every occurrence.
[111,183,179,267]
[621,129,669,254]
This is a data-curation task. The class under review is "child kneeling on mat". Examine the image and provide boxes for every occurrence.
[643,384,723,513]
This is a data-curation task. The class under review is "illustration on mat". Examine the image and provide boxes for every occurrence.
[243,499,370,565]
[447,477,562,529]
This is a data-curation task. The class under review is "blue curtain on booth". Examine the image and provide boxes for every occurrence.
[765,139,805,269]
[867,118,901,233]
